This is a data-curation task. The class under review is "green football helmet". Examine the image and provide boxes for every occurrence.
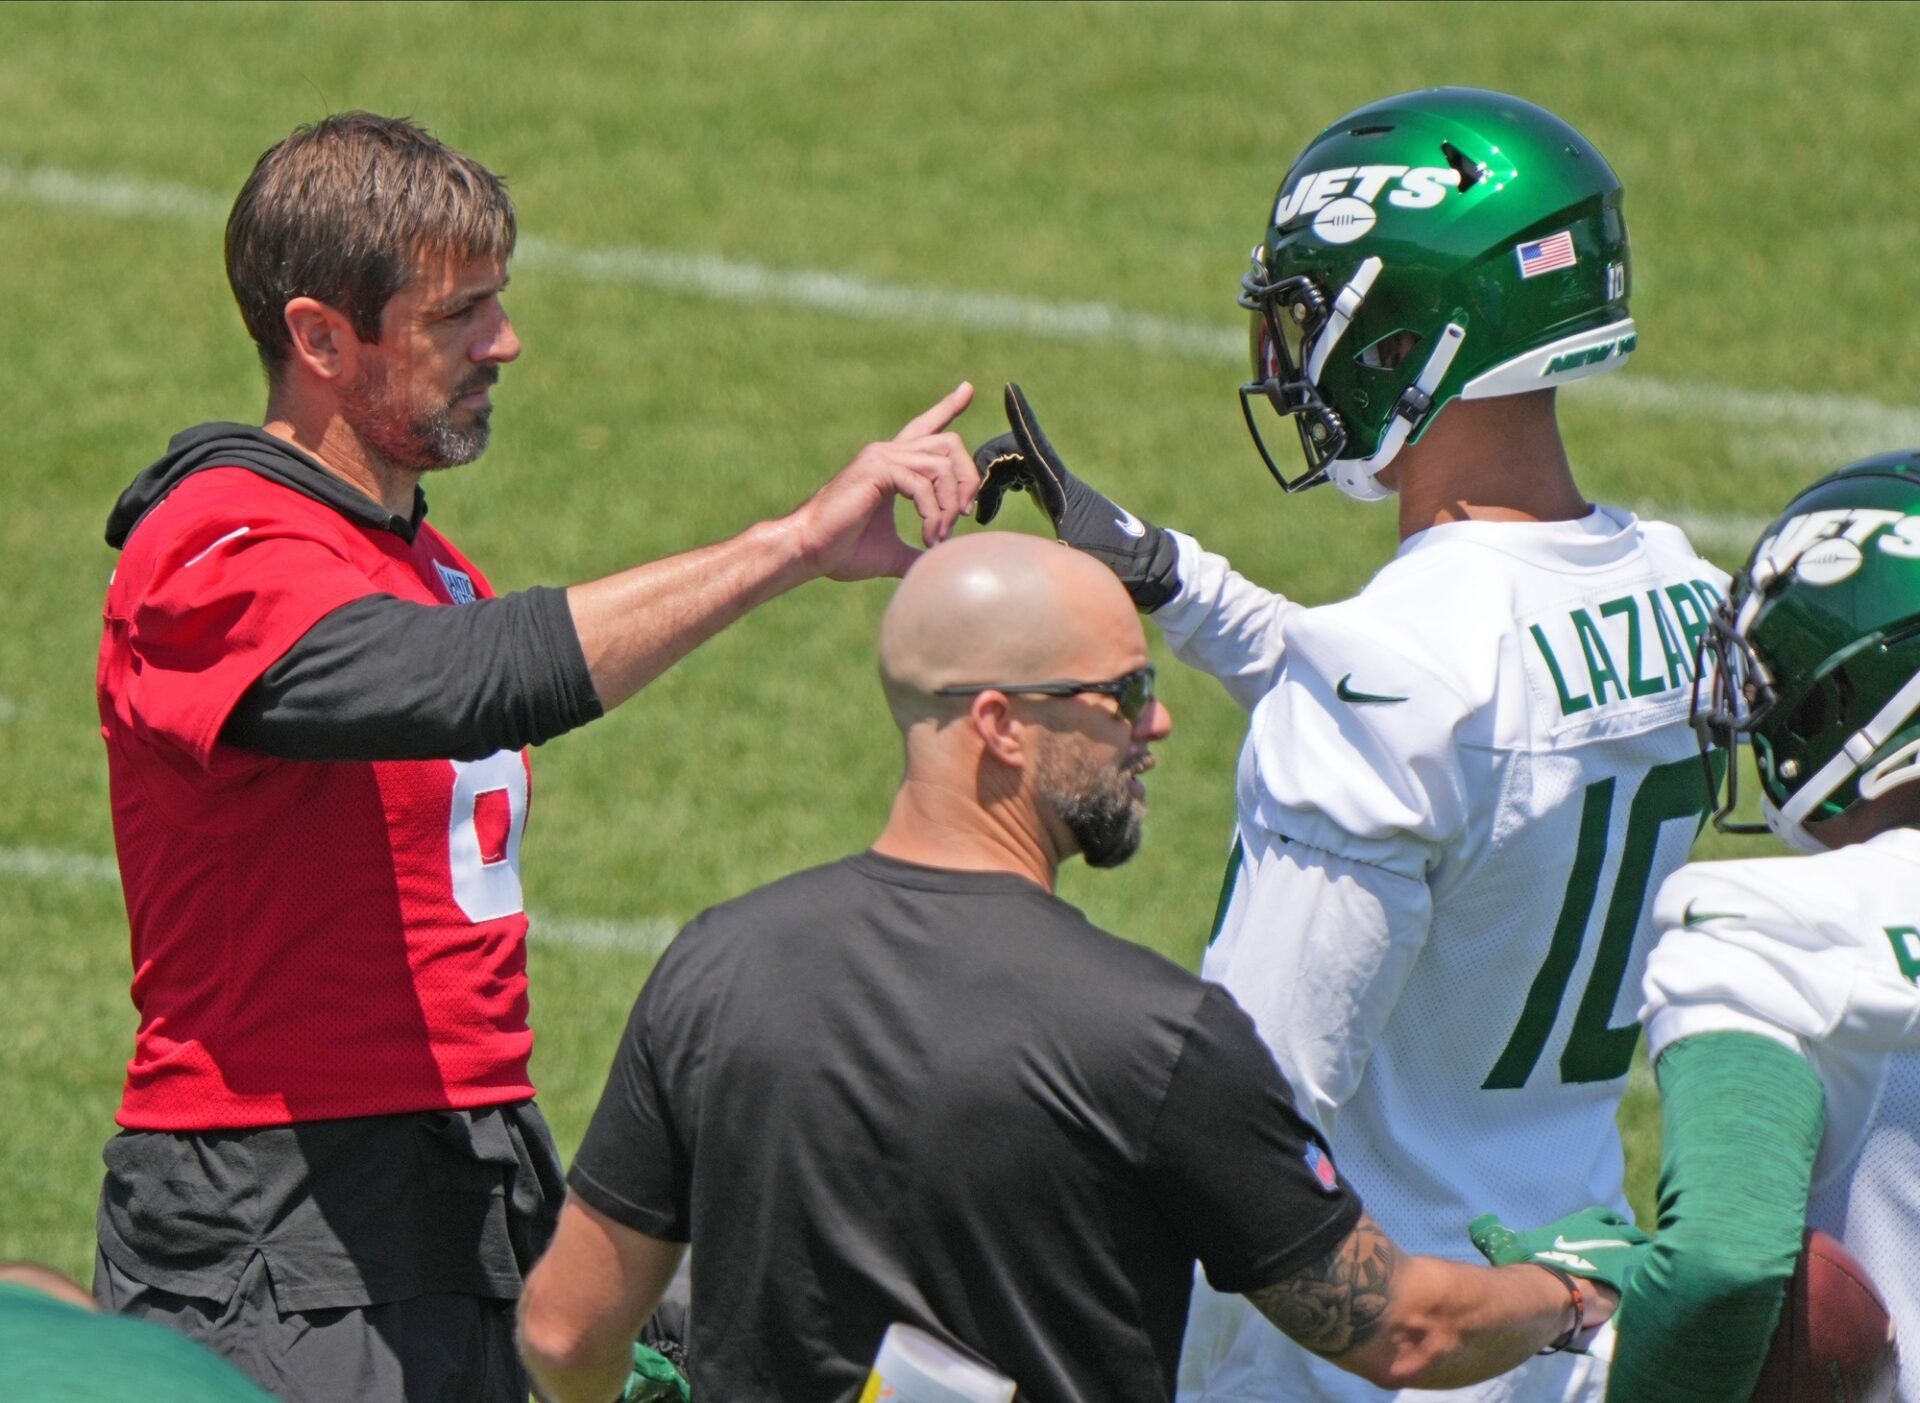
[1696,453,1920,851]
[1239,87,1635,501]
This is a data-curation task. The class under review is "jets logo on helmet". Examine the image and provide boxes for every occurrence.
[1695,453,1920,851]
[1238,87,1635,502]
[1273,164,1465,225]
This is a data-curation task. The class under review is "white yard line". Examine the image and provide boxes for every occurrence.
[0,843,679,955]
[0,844,119,884]
[5,156,1915,547]
[528,913,679,955]
[7,159,1916,426]
[1631,505,1773,556]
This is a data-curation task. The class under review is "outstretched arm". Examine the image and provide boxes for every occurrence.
[571,382,980,709]
[1151,531,1301,711]
[969,383,1296,709]
[1248,1213,1610,1390]
[1149,984,1597,1391]
[220,383,982,758]
[1605,1032,1823,1402]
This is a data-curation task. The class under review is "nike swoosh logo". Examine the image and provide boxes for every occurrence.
[1682,902,1743,929]
[1114,506,1147,539]
[1554,1235,1633,1252]
[1336,674,1409,705]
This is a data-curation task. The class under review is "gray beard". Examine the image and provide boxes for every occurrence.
[1036,735,1144,869]
[343,361,491,472]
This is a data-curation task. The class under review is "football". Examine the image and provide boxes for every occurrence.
[1750,1229,1898,1402]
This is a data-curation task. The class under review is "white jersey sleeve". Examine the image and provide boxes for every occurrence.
[1203,609,1477,1128]
[1152,530,1305,713]
[1234,602,1478,876]
[1205,824,1432,1132]
[1641,839,1920,1063]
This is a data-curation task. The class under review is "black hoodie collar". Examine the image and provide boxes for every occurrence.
[106,423,429,550]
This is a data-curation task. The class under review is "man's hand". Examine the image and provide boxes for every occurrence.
[1468,1207,1651,1297]
[971,382,1181,610]
[787,382,980,582]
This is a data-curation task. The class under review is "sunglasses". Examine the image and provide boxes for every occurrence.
[934,665,1156,723]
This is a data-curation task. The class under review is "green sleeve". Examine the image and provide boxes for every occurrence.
[1606,1031,1825,1403]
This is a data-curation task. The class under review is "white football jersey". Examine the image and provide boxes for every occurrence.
[1165,507,1725,1403]
[1642,828,1920,1399]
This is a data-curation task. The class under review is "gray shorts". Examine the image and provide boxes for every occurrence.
[94,1250,526,1403]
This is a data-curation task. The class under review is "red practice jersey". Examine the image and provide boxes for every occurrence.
[99,467,536,1130]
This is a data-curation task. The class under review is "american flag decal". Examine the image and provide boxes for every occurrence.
[1304,1142,1339,1192]
[1515,230,1578,279]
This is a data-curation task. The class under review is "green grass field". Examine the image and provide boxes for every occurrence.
[4,0,1919,1289]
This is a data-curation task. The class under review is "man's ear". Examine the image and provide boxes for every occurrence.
[969,693,1031,770]
[281,297,362,384]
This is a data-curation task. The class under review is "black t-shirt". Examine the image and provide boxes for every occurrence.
[569,853,1361,1403]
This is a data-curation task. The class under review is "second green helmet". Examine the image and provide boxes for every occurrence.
[1239,87,1634,501]
[1697,454,1920,851]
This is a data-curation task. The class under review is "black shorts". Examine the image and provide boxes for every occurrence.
[95,1251,525,1403]
[95,1102,564,1402]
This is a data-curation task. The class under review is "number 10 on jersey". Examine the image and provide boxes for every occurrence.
[1483,754,1717,1089]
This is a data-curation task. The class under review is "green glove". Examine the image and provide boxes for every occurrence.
[623,1341,690,1403]
[1468,1206,1652,1295]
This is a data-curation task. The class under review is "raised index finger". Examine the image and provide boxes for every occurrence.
[893,381,974,442]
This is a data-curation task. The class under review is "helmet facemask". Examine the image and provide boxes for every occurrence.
[1237,253,1361,494]
[1238,249,1464,502]
[1691,596,1778,837]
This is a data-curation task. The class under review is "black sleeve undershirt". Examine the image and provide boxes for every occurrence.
[221,587,604,762]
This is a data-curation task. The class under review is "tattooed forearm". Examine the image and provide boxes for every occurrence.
[1244,1212,1401,1357]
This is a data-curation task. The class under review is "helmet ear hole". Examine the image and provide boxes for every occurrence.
[1785,675,1850,750]
[1357,330,1423,371]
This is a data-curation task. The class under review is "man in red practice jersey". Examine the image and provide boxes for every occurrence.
[93,111,979,1403]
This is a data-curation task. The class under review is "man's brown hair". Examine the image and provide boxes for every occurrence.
[225,111,516,375]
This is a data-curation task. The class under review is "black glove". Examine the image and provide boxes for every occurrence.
[972,383,1182,611]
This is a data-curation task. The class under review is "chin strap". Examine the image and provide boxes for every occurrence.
[1862,737,1920,800]
[1327,322,1467,502]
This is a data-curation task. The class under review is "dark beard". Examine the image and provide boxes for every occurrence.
[343,359,494,471]
[1036,735,1144,869]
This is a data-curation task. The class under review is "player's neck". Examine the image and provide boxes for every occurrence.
[262,397,424,520]
[1392,390,1589,542]
[872,775,1061,892]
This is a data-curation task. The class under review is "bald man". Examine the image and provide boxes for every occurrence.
[519,536,1620,1403]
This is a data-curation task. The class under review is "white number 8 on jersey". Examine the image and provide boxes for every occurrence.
[448,751,529,922]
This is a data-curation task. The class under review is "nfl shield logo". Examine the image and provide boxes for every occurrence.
[1304,1142,1339,1192]
[434,560,478,605]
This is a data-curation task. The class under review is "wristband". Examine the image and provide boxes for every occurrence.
[1532,1263,1584,1353]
